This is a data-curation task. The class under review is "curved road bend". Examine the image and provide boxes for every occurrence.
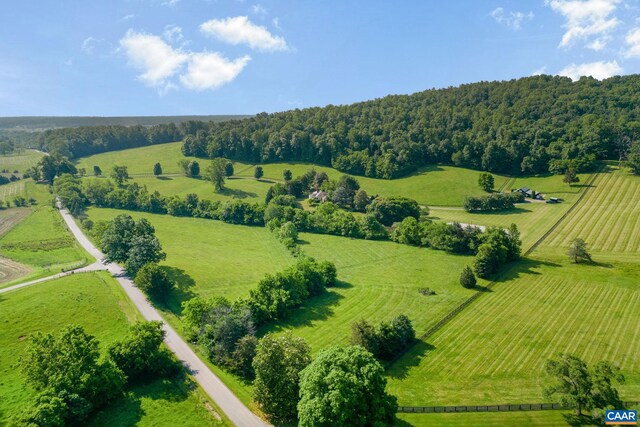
[56,208,268,427]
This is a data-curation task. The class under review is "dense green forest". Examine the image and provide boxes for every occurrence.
[33,75,640,177]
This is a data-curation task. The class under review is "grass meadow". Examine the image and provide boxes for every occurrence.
[0,272,227,426]
[541,166,640,261]
[74,142,526,206]
[397,410,581,426]
[0,203,92,288]
[267,233,483,350]
[386,259,640,406]
[0,150,44,173]
[84,208,295,313]
[71,143,640,425]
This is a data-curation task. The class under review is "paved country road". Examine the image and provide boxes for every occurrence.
[3,206,268,427]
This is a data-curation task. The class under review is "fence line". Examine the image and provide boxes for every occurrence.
[397,401,640,413]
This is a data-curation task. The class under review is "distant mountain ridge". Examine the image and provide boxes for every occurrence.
[0,115,252,131]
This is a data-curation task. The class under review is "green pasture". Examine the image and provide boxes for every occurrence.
[76,142,194,175]
[541,166,640,261]
[73,142,525,206]
[0,150,44,173]
[0,272,226,426]
[397,410,581,426]
[0,206,91,288]
[267,233,483,350]
[84,208,294,315]
[113,175,272,203]
[387,258,640,406]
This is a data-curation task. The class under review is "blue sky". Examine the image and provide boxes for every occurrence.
[2,0,640,116]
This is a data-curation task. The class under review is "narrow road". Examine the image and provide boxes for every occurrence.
[2,206,267,427]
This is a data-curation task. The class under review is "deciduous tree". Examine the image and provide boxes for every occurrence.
[298,346,397,426]
[253,333,311,424]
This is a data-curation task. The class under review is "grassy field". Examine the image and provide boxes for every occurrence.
[76,142,195,175]
[386,257,640,406]
[397,410,579,426]
[0,272,226,426]
[74,142,524,206]
[0,150,44,173]
[267,233,484,350]
[430,173,591,251]
[84,208,295,314]
[541,166,640,261]
[0,205,91,288]
[237,162,513,207]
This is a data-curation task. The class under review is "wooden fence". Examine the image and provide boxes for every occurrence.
[398,401,640,413]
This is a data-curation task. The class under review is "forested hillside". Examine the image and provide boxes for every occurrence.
[181,74,640,178]
[37,75,640,178]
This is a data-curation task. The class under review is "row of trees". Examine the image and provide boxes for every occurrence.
[180,258,336,378]
[16,322,176,426]
[463,192,524,212]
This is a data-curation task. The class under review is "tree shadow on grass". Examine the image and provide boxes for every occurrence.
[219,187,258,199]
[261,281,353,334]
[492,257,561,284]
[562,413,602,426]
[88,376,193,427]
[156,176,172,181]
[385,340,435,380]
[158,266,196,316]
[471,206,532,216]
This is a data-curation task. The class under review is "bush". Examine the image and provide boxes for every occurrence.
[459,266,477,288]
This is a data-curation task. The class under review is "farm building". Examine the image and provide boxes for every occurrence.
[308,190,328,202]
[513,187,543,200]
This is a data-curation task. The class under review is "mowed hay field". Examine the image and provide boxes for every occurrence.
[386,260,640,405]
[541,166,640,261]
[397,410,575,427]
[0,150,44,173]
[0,272,226,426]
[266,233,483,350]
[430,172,592,250]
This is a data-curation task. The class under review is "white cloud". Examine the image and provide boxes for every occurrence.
[119,30,189,89]
[490,7,534,30]
[546,0,620,49]
[162,0,180,6]
[251,4,268,15]
[200,16,288,52]
[558,60,622,80]
[180,52,251,90]
[120,14,135,21]
[625,27,640,57]
[163,24,184,43]
[272,17,281,30]
[81,36,102,54]
[531,66,548,75]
